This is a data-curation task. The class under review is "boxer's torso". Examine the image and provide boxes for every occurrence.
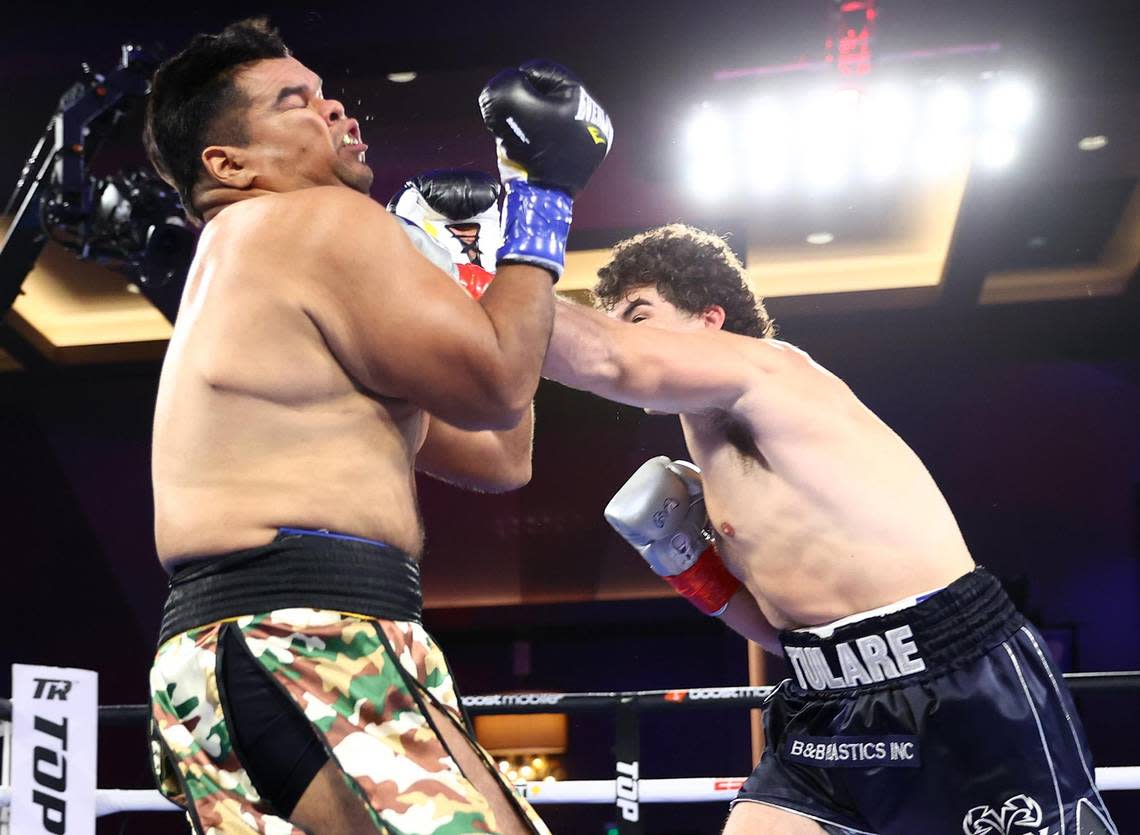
[680,346,974,630]
[153,193,428,568]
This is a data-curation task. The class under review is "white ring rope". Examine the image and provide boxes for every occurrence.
[1,769,1139,816]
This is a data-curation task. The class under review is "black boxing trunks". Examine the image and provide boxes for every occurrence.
[735,568,1118,835]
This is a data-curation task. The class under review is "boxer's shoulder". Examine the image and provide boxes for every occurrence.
[216,187,397,242]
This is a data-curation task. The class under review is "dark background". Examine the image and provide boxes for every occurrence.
[2,1,1139,833]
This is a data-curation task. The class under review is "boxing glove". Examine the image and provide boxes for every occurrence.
[389,169,500,299]
[604,456,741,616]
[479,61,613,279]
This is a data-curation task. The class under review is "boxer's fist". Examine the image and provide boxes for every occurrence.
[605,456,740,616]
[604,456,708,576]
[479,61,613,196]
[478,61,612,279]
[389,169,501,298]
[394,169,501,227]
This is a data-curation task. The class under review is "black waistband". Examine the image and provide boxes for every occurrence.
[778,567,1023,694]
[159,530,423,645]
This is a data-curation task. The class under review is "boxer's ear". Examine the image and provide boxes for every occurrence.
[201,145,254,189]
[699,304,726,330]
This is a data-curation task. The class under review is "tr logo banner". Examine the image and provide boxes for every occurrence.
[32,678,74,701]
[11,664,98,835]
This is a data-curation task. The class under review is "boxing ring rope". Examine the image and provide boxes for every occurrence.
[2,673,1140,831]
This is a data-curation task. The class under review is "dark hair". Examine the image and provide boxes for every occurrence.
[594,224,775,338]
[144,18,290,222]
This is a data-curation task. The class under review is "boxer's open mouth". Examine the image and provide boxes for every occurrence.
[338,127,367,163]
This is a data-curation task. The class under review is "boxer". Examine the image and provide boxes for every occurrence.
[143,18,611,834]
[543,224,1116,835]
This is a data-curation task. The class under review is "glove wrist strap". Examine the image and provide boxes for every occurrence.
[663,546,741,616]
[496,180,573,280]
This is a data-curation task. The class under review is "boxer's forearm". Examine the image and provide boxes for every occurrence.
[474,264,557,421]
[718,587,783,656]
[543,297,624,393]
[417,404,534,492]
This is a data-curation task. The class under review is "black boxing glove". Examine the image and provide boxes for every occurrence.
[479,60,613,279]
[389,170,501,298]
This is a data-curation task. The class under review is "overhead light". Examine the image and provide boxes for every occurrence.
[860,84,914,183]
[925,83,972,132]
[806,232,834,245]
[984,80,1034,128]
[799,90,858,190]
[1078,135,1108,151]
[1027,236,1047,249]
[914,133,970,180]
[743,97,790,195]
[386,71,417,83]
[976,132,1018,170]
[684,104,733,200]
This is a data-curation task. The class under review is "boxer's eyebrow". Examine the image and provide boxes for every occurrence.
[274,85,310,106]
[619,298,651,320]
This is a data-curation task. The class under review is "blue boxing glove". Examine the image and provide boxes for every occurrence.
[479,60,613,279]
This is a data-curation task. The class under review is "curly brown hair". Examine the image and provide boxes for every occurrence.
[593,224,775,338]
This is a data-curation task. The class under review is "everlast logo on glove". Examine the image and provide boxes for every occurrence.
[574,88,613,147]
[784,624,926,691]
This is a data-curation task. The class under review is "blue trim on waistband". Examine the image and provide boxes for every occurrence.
[277,527,392,549]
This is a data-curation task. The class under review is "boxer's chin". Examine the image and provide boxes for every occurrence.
[336,160,374,194]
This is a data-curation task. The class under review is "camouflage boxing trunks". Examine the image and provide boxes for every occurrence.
[150,529,550,834]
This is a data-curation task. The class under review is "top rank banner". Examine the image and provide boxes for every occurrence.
[10,664,98,835]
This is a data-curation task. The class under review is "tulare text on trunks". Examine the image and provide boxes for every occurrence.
[785,624,926,691]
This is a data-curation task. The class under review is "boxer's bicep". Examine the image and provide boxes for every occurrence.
[548,300,846,432]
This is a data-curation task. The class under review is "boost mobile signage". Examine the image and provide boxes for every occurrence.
[11,664,97,835]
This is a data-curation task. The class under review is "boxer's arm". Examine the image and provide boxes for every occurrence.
[544,297,835,431]
[718,588,783,656]
[305,187,553,431]
[416,405,534,492]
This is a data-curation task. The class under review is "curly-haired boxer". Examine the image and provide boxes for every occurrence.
[543,224,1117,835]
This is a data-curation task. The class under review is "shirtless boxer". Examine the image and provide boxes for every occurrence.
[143,19,610,835]
[542,224,1116,835]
